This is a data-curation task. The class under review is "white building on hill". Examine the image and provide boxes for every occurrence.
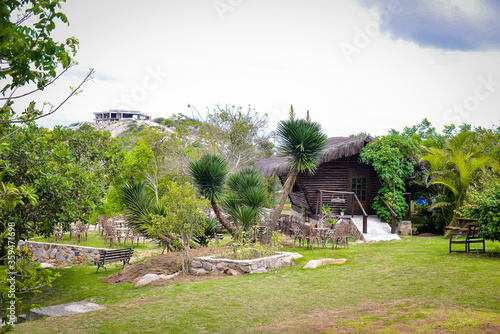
[93,109,151,123]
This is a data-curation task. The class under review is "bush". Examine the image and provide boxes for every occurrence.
[463,184,500,242]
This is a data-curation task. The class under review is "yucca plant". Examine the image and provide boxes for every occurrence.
[193,216,218,247]
[118,181,180,253]
[223,167,268,231]
[189,154,238,238]
[269,107,328,229]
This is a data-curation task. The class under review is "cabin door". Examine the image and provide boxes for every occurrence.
[349,170,370,215]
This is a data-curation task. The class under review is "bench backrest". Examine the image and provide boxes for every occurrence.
[99,248,133,261]
[466,224,482,239]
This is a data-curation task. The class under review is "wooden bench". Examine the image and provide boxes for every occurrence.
[94,248,133,274]
[449,223,485,253]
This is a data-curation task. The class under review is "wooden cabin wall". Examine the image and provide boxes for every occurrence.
[281,156,382,215]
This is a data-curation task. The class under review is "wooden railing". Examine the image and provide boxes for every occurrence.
[316,190,369,234]
[376,195,398,234]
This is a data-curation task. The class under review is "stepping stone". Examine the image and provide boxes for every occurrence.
[26,301,105,320]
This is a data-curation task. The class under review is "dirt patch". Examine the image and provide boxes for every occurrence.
[416,233,441,237]
[102,246,224,285]
[252,302,500,333]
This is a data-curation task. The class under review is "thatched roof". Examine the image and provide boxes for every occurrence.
[253,135,375,177]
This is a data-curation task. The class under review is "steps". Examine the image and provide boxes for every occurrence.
[350,215,401,242]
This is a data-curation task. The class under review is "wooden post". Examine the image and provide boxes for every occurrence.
[391,216,396,234]
[363,215,367,234]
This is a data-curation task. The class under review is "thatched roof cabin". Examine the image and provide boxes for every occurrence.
[254,135,381,218]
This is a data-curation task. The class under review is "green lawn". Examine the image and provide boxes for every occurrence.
[14,236,500,333]
[31,229,159,251]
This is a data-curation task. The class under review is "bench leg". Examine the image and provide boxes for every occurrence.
[95,263,108,275]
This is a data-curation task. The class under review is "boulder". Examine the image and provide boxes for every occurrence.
[135,274,160,287]
[303,258,347,269]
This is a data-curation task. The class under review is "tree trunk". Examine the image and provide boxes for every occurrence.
[269,167,299,231]
[211,200,238,238]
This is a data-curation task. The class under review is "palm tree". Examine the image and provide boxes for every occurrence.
[421,131,492,227]
[189,154,238,238]
[269,108,328,229]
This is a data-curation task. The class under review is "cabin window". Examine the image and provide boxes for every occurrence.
[351,177,367,201]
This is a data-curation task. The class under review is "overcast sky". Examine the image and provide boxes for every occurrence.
[33,0,500,137]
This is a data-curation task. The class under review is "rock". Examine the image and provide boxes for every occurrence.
[282,256,294,266]
[303,258,346,269]
[289,253,304,260]
[224,269,239,276]
[321,258,346,265]
[398,221,413,235]
[191,268,207,276]
[159,272,180,280]
[40,263,55,269]
[303,260,323,269]
[135,274,160,287]
[55,251,65,262]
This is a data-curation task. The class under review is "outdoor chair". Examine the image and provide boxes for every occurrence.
[301,224,320,250]
[449,223,485,253]
[334,220,350,249]
[291,223,303,247]
[69,221,82,242]
[104,226,118,247]
[97,214,108,236]
[78,223,90,242]
[53,225,64,242]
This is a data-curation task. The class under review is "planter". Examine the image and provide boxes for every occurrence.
[191,251,302,276]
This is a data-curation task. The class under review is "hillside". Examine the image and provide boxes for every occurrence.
[67,120,173,138]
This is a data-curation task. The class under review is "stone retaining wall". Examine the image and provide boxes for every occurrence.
[21,241,107,268]
[191,251,302,276]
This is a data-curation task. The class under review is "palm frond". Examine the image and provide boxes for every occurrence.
[189,154,228,201]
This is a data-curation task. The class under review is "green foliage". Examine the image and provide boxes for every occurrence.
[0,125,122,239]
[0,243,59,329]
[276,117,328,174]
[420,131,492,226]
[0,0,93,129]
[193,104,273,172]
[271,108,328,229]
[189,154,228,202]
[193,216,218,247]
[461,183,500,242]
[372,189,407,224]
[77,123,92,132]
[223,168,268,231]
[361,133,418,223]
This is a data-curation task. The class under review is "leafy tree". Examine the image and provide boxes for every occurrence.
[360,133,419,223]
[150,182,207,272]
[462,181,500,242]
[190,103,274,172]
[0,125,122,242]
[269,107,328,230]
[420,131,492,227]
[189,154,238,238]
[1,0,93,128]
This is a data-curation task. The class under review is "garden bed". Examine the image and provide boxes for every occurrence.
[191,251,302,275]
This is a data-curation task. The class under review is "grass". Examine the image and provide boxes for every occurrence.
[30,230,158,251]
[14,236,500,333]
